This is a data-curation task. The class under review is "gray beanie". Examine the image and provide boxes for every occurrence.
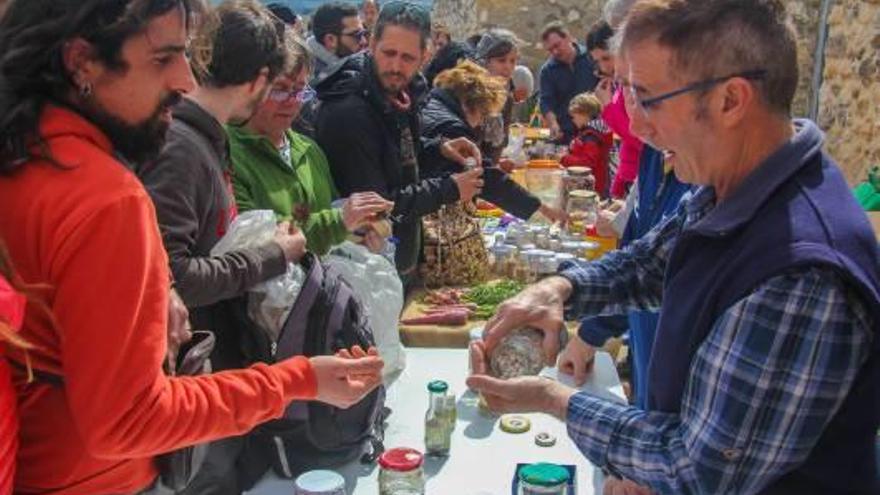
[474,28,521,64]
[603,0,637,29]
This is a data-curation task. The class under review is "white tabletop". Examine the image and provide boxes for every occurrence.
[248,347,625,495]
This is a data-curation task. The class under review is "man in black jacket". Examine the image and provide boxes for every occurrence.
[314,1,483,287]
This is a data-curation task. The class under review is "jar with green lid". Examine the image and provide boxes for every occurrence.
[424,380,456,456]
[517,463,570,495]
[378,448,425,495]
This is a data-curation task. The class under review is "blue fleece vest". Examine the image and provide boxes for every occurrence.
[648,120,880,494]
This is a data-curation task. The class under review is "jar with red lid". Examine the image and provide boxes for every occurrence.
[378,447,425,495]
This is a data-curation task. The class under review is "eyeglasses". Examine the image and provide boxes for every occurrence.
[341,28,370,41]
[626,69,767,117]
[268,85,316,104]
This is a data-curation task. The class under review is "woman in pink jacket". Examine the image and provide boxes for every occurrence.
[587,21,643,199]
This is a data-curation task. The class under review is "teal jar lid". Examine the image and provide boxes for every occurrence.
[518,463,570,487]
[427,380,449,393]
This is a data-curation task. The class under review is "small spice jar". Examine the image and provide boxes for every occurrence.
[566,190,599,236]
[378,448,425,495]
[517,463,571,495]
[562,166,596,197]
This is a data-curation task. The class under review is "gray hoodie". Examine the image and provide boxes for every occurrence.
[306,35,342,81]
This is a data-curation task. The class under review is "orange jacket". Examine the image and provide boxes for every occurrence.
[0,106,317,494]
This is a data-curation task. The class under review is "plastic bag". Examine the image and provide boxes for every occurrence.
[325,241,406,378]
[502,125,528,167]
[210,210,305,341]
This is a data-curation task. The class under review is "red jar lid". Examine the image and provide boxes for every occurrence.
[378,448,424,472]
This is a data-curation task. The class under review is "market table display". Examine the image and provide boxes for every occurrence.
[247,347,625,495]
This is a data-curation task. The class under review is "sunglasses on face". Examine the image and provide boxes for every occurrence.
[268,85,316,104]
[341,28,370,41]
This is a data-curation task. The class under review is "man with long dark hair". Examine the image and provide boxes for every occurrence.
[0,1,383,493]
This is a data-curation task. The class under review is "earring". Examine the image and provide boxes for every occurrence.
[79,81,93,98]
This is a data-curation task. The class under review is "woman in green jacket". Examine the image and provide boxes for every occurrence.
[228,35,392,255]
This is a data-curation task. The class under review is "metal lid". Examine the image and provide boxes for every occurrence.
[293,470,345,494]
[427,380,449,393]
[518,463,570,486]
[378,448,424,472]
[566,166,591,176]
[568,189,599,200]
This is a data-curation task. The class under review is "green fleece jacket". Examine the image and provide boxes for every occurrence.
[227,126,348,255]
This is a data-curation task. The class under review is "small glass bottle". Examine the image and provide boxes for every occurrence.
[424,380,456,456]
[378,448,425,495]
[517,463,570,495]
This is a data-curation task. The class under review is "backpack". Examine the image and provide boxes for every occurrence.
[233,252,388,481]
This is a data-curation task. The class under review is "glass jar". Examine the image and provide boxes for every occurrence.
[424,380,456,456]
[566,190,599,237]
[517,463,570,495]
[579,241,600,260]
[562,166,596,198]
[534,250,558,277]
[489,328,546,379]
[492,244,517,277]
[294,470,346,495]
[379,448,425,495]
[514,250,535,283]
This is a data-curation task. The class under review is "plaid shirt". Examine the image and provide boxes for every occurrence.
[558,187,873,494]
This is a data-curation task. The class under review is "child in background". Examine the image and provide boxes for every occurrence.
[561,92,614,197]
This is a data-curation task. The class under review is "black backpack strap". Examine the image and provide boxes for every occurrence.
[8,359,64,386]
[276,253,323,363]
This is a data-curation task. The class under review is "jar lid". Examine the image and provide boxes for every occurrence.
[427,380,448,393]
[294,470,345,494]
[566,166,591,176]
[493,244,516,255]
[569,189,598,200]
[518,463,571,486]
[378,448,424,472]
[555,253,576,262]
[579,241,600,250]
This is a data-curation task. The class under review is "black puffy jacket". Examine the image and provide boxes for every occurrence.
[313,53,459,276]
[420,87,541,220]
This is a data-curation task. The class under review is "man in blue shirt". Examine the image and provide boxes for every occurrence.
[469,1,880,494]
[538,22,599,142]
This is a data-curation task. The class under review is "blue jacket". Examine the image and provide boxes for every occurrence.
[577,147,691,408]
[538,44,598,142]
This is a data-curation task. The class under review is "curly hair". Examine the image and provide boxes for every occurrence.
[433,59,508,117]
[0,0,201,175]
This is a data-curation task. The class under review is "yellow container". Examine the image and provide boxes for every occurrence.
[585,234,618,258]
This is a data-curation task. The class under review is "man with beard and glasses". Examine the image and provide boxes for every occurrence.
[314,0,484,291]
[0,1,384,494]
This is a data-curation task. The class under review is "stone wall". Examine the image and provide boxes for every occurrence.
[818,0,880,185]
[432,0,879,185]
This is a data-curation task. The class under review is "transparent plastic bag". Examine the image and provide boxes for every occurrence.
[210,210,305,341]
[325,241,406,378]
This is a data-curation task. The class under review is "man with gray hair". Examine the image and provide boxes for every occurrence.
[469,1,880,494]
